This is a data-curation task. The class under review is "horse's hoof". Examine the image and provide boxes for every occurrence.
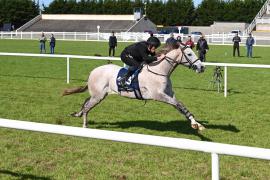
[70,112,77,117]
[191,123,206,131]
[191,124,198,130]
[70,112,82,117]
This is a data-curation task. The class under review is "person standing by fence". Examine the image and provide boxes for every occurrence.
[246,33,254,58]
[185,36,195,49]
[49,34,56,54]
[196,34,209,62]
[39,32,47,53]
[232,33,241,57]
[166,33,176,45]
[108,31,117,63]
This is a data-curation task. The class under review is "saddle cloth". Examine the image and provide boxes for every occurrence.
[116,68,143,100]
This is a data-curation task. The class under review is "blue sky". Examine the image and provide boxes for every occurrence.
[41,0,202,7]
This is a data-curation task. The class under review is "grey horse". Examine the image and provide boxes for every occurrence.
[63,45,205,130]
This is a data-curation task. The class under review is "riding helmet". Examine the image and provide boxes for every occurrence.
[147,36,161,48]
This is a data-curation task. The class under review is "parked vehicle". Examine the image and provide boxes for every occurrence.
[158,26,188,34]
[229,30,242,36]
[191,31,202,36]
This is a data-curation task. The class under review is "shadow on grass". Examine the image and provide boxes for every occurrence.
[251,56,262,59]
[0,169,51,180]
[174,86,242,95]
[92,120,239,142]
[0,73,85,82]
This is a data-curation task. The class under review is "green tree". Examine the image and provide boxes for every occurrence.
[0,0,39,29]
[193,0,226,26]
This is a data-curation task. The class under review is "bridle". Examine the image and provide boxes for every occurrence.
[147,45,200,76]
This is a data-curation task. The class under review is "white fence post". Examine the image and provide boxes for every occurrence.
[67,56,70,84]
[224,66,227,97]
[211,153,219,180]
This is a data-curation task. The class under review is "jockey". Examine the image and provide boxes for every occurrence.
[119,37,165,87]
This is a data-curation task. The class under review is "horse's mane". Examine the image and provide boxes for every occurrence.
[156,43,180,56]
[148,43,180,66]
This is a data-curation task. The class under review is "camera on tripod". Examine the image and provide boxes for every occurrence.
[209,66,223,92]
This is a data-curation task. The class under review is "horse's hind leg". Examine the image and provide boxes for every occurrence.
[71,97,91,117]
[81,95,107,128]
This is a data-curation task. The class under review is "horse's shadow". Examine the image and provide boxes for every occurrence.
[0,169,51,180]
[91,120,239,142]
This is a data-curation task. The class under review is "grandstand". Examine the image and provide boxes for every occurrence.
[245,0,270,35]
[17,14,157,33]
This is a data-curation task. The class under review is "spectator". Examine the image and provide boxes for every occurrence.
[49,34,56,54]
[196,34,209,62]
[185,36,195,49]
[149,32,154,37]
[176,36,182,44]
[166,33,176,45]
[232,33,241,57]
[109,31,117,57]
[108,31,117,63]
[39,32,46,53]
[246,33,255,58]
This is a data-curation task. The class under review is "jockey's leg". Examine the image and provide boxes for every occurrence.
[120,53,141,86]
[120,66,134,86]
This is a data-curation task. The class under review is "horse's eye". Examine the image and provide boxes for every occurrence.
[188,53,192,56]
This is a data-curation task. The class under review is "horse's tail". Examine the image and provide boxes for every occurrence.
[62,85,88,96]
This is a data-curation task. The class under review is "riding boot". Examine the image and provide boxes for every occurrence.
[120,68,133,87]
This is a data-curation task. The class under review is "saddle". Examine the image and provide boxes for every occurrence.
[116,67,143,99]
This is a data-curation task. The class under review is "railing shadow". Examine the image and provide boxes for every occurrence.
[91,120,240,142]
[0,169,52,180]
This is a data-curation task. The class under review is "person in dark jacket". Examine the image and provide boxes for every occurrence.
[196,35,209,62]
[232,33,241,57]
[49,34,56,54]
[119,37,166,87]
[109,31,117,57]
[166,33,176,45]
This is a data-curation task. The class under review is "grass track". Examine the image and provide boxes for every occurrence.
[0,39,269,179]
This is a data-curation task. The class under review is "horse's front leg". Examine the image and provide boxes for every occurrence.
[157,93,205,131]
[175,100,205,131]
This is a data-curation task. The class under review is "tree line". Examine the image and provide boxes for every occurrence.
[0,0,266,29]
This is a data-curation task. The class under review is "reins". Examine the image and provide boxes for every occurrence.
[146,45,199,76]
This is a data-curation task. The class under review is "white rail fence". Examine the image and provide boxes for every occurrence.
[1,52,270,97]
[0,118,269,180]
[1,31,270,46]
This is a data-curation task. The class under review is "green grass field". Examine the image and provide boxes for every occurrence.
[0,39,269,179]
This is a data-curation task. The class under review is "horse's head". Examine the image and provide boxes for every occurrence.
[175,44,205,73]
